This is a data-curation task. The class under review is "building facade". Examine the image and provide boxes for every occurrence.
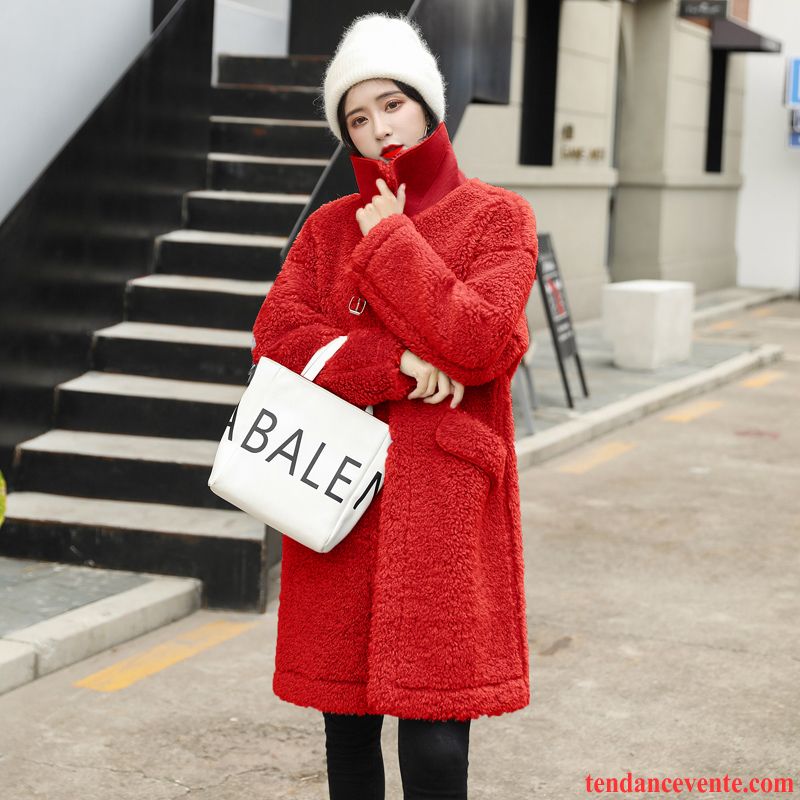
[737,0,800,292]
[454,0,782,326]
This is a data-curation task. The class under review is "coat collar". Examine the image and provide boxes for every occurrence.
[350,121,468,218]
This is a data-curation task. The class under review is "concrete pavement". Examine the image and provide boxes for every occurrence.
[0,294,797,797]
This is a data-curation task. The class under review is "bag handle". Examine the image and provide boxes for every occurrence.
[300,335,375,417]
[301,335,348,380]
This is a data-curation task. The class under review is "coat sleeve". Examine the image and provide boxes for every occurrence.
[251,210,417,407]
[346,195,538,387]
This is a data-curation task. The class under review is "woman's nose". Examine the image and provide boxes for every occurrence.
[374,115,392,138]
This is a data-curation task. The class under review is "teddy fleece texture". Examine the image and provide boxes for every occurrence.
[251,121,539,721]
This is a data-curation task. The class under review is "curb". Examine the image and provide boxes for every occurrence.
[692,289,794,323]
[514,342,784,469]
[0,575,202,696]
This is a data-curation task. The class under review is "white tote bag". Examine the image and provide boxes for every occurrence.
[207,335,392,553]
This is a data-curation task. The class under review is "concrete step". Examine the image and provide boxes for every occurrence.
[54,370,243,439]
[211,84,320,120]
[208,152,328,167]
[1,491,268,611]
[209,115,333,159]
[91,320,252,384]
[154,227,286,280]
[209,114,328,127]
[207,151,327,194]
[183,188,309,237]
[125,273,271,330]
[5,491,259,538]
[12,428,230,509]
[217,53,327,87]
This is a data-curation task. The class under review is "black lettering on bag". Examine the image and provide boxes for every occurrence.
[325,456,363,503]
[353,470,383,510]
[301,441,327,489]
[265,428,303,475]
[224,403,239,442]
[241,409,278,453]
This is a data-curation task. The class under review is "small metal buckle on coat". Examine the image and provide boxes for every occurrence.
[349,295,367,315]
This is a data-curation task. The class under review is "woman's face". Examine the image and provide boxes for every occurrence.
[343,78,428,162]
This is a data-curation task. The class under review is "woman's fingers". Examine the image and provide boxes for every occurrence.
[422,373,465,407]
[374,178,393,199]
[407,368,437,399]
[401,351,465,407]
[424,371,450,404]
[373,178,405,215]
[425,368,438,397]
[407,375,426,399]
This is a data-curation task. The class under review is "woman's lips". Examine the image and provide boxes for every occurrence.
[381,143,404,158]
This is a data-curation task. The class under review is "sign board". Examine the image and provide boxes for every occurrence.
[786,57,800,109]
[537,235,576,360]
[679,0,728,19]
[536,233,589,408]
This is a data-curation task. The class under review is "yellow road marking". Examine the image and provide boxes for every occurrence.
[662,400,723,422]
[705,319,736,331]
[751,307,777,318]
[739,370,786,388]
[556,441,636,474]
[74,620,258,692]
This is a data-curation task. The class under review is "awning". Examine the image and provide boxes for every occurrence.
[711,17,781,53]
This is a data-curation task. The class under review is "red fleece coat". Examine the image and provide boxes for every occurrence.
[252,121,538,721]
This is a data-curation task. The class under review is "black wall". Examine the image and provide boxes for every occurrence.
[289,1,412,56]
[0,0,215,478]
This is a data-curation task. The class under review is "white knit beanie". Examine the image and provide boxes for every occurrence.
[322,13,447,144]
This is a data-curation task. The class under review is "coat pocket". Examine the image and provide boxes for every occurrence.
[434,407,507,486]
[393,408,515,691]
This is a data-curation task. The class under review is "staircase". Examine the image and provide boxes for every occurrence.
[2,54,334,611]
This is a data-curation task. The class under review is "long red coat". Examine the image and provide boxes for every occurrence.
[252,121,538,721]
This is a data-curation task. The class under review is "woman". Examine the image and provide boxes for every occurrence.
[251,12,539,800]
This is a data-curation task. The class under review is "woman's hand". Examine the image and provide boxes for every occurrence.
[356,178,406,236]
[400,349,465,409]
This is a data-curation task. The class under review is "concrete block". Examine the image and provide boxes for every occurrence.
[603,280,694,369]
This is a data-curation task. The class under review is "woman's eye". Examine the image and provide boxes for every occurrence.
[351,100,402,128]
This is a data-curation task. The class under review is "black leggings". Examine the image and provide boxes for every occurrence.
[323,711,471,800]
